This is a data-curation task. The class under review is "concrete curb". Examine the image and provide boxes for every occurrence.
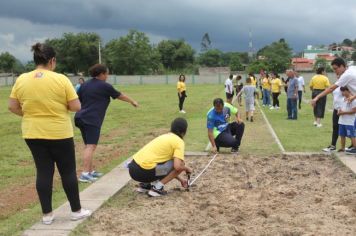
[22,158,132,236]
[333,152,356,174]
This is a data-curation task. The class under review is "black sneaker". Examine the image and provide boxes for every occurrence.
[148,186,167,197]
[346,145,353,151]
[231,148,239,153]
[322,145,336,152]
[346,148,356,155]
[136,183,152,193]
[250,117,254,122]
[246,117,249,121]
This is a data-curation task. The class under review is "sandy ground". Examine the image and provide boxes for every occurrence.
[77,154,356,236]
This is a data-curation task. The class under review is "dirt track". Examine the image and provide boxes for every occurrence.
[78,154,356,236]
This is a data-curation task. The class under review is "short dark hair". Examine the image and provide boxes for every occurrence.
[316,67,325,75]
[237,75,242,80]
[89,64,108,77]
[213,98,224,107]
[246,77,252,83]
[229,74,233,79]
[340,86,349,92]
[170,118,188,138]
[179,74,186,82]
[331,57,346,68]
[31,43,56,65]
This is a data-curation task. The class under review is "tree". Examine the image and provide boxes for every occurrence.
[314,58,332,72]
[342,38,353,47]
[256,39,293,73]
[352,51,356,61]
[104,30,155,75]
[229,54,244,71]
[198,49,223,67]
[341,50,351,60]
[201,33,212,52]
[157,39,195,70]
[24,61,36,71]
[247,60,269,73]
[0,52,16,73]
[46,32,100,74]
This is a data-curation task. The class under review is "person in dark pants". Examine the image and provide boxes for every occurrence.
[286,70,298,120]
[128,118,192,197]
[8,43,91,225]
[295,72,305,109]
[309,67,330,128]
[177,74,187,113]
[207,98,245,153]
[75,64,138,183]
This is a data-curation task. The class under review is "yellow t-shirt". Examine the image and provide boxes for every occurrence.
[9,69,78,139]
[262,78,271,90]
[177,81,186,93]
[250,77,257,86]
[309,75,330,90]
[271,78,282,93]
[133,133,185,170]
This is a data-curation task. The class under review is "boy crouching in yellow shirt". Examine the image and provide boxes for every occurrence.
[128,118,193,197]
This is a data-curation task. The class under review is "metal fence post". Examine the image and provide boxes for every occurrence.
[165,75,169,84]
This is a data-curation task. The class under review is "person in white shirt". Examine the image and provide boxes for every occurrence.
[337,86,356,152]
[311,58,356,154]
[225,74,234,103]
[295,72,305,109]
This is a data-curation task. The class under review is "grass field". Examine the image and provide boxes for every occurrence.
[0,84,226,236]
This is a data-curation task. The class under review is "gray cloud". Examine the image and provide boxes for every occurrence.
[1,0,356,61]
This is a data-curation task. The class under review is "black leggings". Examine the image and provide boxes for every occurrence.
[331,109,340,146]
[178,91,186,111]
[272,93,280,107]
[25,138,81,214]
[312,89,327,118]
[215,122,245,149]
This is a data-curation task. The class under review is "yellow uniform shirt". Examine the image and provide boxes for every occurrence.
[177,81,186,93]
[262,78,271,90]
[10,69,78,139]
[250,77,257,86]
[133,133,185,170]
[309,75,330,90]
[271,78,282,93]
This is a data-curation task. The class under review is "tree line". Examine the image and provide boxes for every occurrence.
[0,30,354,76]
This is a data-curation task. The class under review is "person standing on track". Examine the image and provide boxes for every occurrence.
[177,74,187,113]
[225,74,234,104]
[309,67,330,128]
[75,64,138,183]
[8,43,91,225]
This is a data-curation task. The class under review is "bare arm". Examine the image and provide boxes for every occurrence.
[117,94,138,107]
[338,107,356,115]
[67,98,81,112]
[208,129,217,152]
[173,158,192,173]
[8,98,23,116]
[311,84,338,106]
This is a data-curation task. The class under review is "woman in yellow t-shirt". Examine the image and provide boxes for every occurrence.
[177,74,187,114]
[309,67,330,127]
[262,74,272,107]
[270,73,282,109]
[128,118,192,197]
[8,43,91,224]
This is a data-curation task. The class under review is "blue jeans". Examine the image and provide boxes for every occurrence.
[263,89,271,106]
[287,98,298,119]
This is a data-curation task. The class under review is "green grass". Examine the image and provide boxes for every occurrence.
[261,91,336,152]
[0,84,224,236]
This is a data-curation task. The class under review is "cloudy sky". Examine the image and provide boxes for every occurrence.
[0,0,355,62]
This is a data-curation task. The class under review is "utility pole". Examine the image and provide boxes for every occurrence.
[98,40,102,64]
[248,29,254,59]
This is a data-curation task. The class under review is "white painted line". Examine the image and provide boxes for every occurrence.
[257,101,286,153]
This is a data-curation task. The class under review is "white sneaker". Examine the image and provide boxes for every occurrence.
[276,106,280,110]
[71,209,92,221]
[42,214,55,225]
[313,121,317,126]
[316,124,322,128]
[269,106,275,110]
[179,110,186,114]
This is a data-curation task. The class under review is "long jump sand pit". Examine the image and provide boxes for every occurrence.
[74,154,356,236]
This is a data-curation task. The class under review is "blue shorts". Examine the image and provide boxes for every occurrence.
[75,118,101,145]
[339,124,356,138]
